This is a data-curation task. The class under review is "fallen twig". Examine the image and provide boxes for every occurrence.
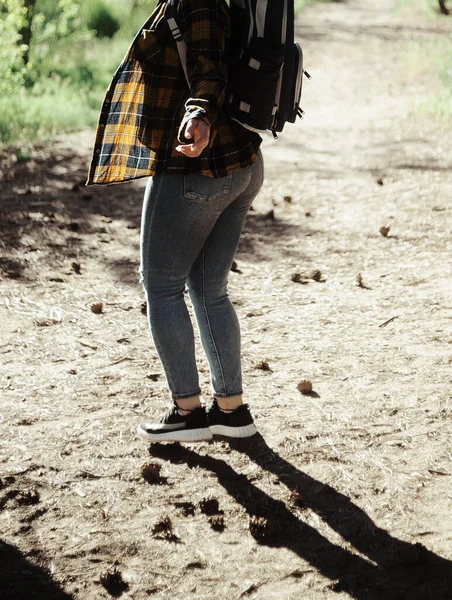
[379,316,399,328]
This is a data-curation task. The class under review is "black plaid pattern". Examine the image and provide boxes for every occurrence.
[87,0,261,185]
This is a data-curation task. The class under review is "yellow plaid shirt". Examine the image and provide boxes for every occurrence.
[87,0,261,185]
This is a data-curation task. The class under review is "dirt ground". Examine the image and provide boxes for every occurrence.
[1,0,451,598]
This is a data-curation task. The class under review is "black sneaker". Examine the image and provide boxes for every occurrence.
[207,401,257,438]
[137,403,213,443]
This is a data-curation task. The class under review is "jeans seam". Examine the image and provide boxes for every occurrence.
[142,175,201,398]
[184,173,232,203]
[201,247,227,394]
[140,175,164,286]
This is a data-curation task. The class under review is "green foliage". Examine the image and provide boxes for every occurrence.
[0,0,27,95]
[83,0,120,38]
[27,0,93,83]
[399,2,452,121]
[107,0,159,40]
[0,0,94,88]
[0,81,99,145]
[0,0,158,145]
[33,0,83,42]
[404,36,452,121]
[295,0,344,11]
[394,0,439,17]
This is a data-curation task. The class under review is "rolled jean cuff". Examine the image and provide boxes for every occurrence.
[213,391,243,399]
[171,389,202,401]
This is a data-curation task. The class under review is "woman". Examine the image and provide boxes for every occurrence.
[87,0,263,442]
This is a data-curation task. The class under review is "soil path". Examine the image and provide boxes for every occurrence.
[1,1,451,599]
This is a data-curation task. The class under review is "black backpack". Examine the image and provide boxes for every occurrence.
[165,0,310,138]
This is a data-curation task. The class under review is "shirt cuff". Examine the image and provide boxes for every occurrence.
[177,99,217,145]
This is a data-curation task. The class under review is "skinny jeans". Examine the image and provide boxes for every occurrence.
[140,151,264,400]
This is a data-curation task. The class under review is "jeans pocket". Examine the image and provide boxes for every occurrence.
[184,172,232,203]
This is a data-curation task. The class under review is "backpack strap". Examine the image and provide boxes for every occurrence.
[164,0,191,89]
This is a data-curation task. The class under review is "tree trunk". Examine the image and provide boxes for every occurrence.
[19,0,38,65]
[438,0,449,15]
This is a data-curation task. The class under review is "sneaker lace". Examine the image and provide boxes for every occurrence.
[158,403,179,423]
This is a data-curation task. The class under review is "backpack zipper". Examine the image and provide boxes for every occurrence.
[247,0,255,45]
[270,0,288,131]
[271,67,283,129]
[255,0,269,38]
[293,43,303,113]
[281,0,287,44]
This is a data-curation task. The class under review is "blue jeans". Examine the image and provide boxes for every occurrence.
[140,151,264,400]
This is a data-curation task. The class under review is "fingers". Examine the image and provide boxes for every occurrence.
[183,119,197,141]
[176,141,208,158]
[176,119,210,158]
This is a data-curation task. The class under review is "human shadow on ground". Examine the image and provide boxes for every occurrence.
[238,211,312,263]
[0,540,73,600]
[0,145,143,281]
[150,436,452,600]
[1,147,308,278]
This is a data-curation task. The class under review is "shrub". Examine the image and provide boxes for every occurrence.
[0,81,99,146]
[404,36,452,122]
[0,1,27,96]
[84,1,120,38]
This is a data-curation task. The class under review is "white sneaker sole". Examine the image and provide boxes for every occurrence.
[209,423,257,438]
[137,424,213,443]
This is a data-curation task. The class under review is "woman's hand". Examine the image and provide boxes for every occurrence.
[176,118,210,158]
